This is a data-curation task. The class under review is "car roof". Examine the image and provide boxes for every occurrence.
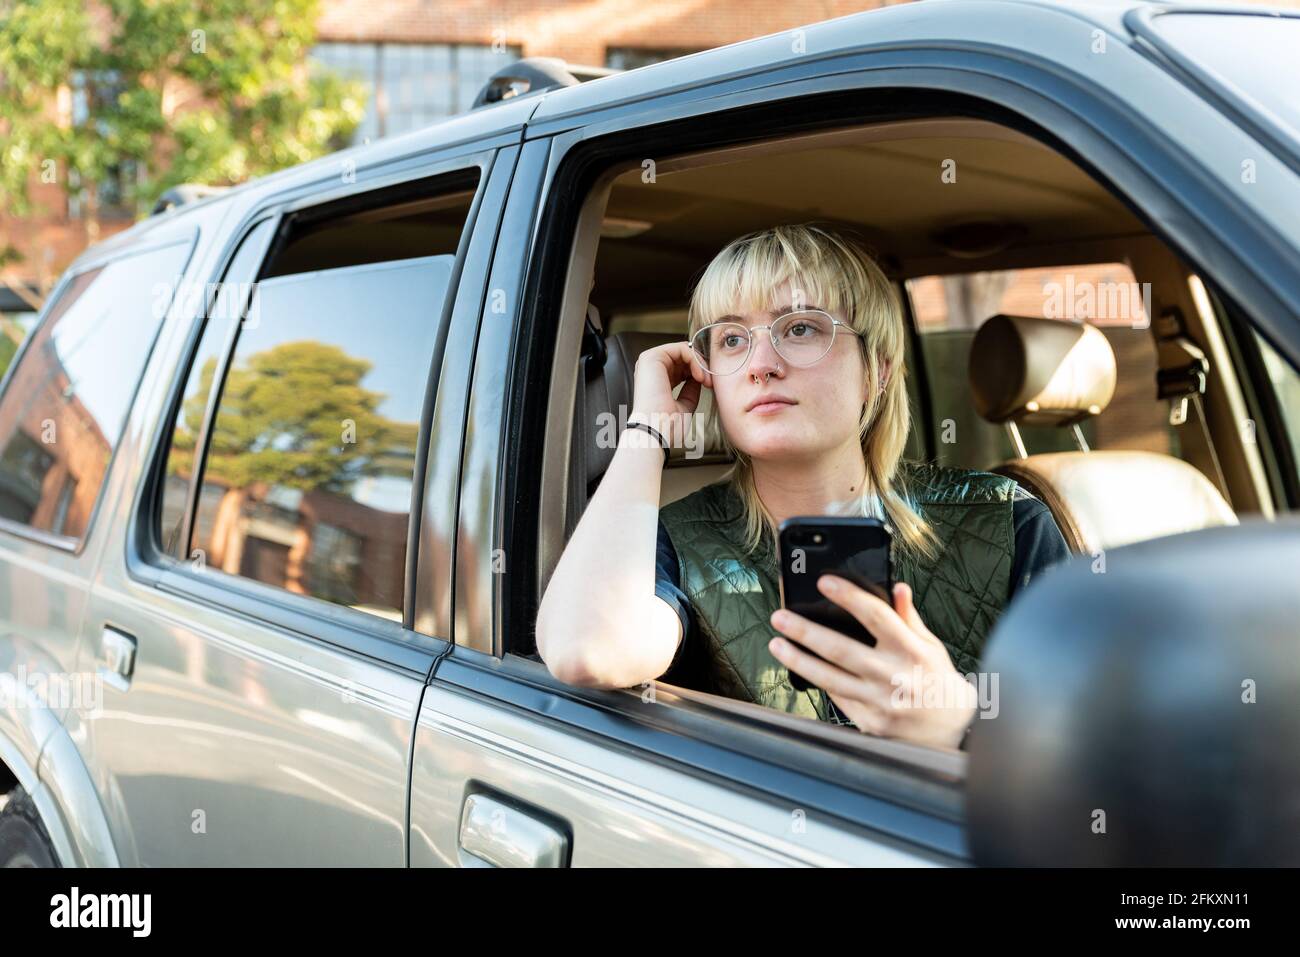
[81,0,1230,261]
[526,0,1155,124]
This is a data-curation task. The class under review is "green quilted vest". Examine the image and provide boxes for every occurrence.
[658,460,1017,722]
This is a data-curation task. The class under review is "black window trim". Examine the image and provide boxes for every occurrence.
[0,230,200,556]
[126,145,502,675]
[172,215,281,564]
[413,143,524,644]
[448,54,1300,852]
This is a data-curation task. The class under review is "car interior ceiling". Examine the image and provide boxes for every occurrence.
[553,116,1260,589]
[589,119,1148,315]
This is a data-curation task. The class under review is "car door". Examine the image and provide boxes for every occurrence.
[408,4,1300,867]
[67,143,509,866]
[407,135,965,867]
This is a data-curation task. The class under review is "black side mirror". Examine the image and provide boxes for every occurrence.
[967,520,1300,866]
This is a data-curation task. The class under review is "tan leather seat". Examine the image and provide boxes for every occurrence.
[572,310,733,519]
[969,314,1237,553]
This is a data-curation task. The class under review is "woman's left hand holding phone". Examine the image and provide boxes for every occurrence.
[768,577,978,749]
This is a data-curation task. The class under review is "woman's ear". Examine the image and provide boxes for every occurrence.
[863,356,891,404]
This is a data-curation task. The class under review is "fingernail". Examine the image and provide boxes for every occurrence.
[819,575,839,592]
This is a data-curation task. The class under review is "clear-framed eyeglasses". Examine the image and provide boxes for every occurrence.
[689,309,864,376]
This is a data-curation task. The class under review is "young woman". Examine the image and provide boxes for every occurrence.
[535,223,1069,750]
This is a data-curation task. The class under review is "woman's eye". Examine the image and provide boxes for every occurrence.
[789,323,811,337]
[722,334,745,349]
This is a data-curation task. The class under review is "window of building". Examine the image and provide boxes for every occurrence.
[68,69,138,219]
[0,240,191,542]
[604,47,702,71]
[310,41,522,144]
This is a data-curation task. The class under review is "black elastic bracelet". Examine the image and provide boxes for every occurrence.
[625,421,670,461]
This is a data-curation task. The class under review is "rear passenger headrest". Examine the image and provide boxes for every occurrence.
[969,314,1117,426]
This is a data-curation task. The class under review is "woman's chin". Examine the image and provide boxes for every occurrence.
[736,426,822,460]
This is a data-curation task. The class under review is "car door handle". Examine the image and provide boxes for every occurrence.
[98,625,138,692]
[457,793,569,868]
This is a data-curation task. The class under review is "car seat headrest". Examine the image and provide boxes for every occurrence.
[969,314,1117,426]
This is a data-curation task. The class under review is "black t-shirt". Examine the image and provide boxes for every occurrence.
[654,490,1071,675]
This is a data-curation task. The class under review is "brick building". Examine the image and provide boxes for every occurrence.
[3,0,1291,330]
[0,0,892,321]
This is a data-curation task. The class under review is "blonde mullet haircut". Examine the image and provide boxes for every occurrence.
[686,222,940,561]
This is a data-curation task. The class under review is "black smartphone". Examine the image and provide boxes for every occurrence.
[777,516,894,692]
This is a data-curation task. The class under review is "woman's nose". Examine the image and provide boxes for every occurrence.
[747,331,784,379]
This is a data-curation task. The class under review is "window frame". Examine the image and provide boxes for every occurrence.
[147,214,282,564]
[128,145,505,669]
[0,231,198,555]
[896,277,936,464]
[1203,280,1300,511]
[444,48,1300,852]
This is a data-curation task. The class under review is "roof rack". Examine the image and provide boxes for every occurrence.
[471,56,619,110]
[151,183,229,216]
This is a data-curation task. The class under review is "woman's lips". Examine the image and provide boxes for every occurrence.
[749,400,796,415]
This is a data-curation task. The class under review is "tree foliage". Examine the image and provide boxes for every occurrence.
[169,339,417,495]
[0,0,364,235]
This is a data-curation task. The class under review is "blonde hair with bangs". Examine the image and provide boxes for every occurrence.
[687,222,939,560]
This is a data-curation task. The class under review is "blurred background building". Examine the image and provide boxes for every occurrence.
[0,0,899,325]
[1,0,1294,328]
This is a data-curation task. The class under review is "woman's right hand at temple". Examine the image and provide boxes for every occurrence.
[630,340,712,447]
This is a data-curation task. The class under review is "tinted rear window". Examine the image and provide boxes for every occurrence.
[0,241,190,541]
[189,254,454,621]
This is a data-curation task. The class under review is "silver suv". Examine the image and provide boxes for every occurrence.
[2,0,1299,867]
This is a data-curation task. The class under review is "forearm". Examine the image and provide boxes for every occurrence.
[536,423,678,687]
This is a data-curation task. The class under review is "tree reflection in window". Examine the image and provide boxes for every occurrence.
[183,340,419,620]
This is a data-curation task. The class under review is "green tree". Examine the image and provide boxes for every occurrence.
[170,339,416,495]
[0,0,364,248]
